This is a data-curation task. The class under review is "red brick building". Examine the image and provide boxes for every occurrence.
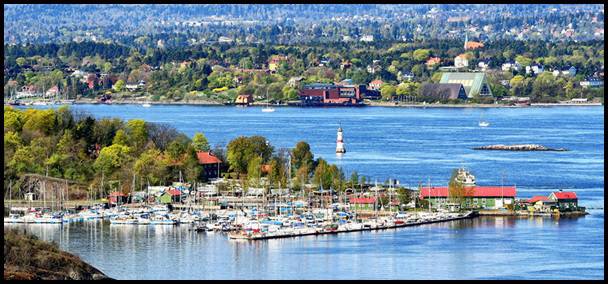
[298,83,366,105]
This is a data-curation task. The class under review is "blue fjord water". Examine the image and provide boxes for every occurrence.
[6,105,604,279]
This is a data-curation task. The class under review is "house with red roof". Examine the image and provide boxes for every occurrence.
[548,191,578,210]
[526,195,557,212]
[426,57,441,68]
[368,79,384,90]
[196,151,222,180]
[108,191,127,205]
[349,197,377,210]
[419,185,517,209]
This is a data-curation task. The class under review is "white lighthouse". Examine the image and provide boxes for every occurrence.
[336,124,346,154]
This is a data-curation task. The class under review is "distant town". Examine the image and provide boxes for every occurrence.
[3,4,604,107]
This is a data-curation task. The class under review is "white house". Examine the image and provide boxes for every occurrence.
[580,79,604,88]
[562,66,577,77]
[360,35,374,42]
[502,62,521,72]
[454,54,469,69]
[477,61,489,71]
[525,65,544,75]
[218,36,233,43]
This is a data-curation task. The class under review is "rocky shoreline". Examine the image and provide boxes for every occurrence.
[473,144,568,151]
[4,229,111,280]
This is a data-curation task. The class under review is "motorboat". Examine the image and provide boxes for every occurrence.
[79,209,103,220]
[4,213,25,223]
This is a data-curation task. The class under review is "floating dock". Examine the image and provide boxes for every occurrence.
[229,213,475,240]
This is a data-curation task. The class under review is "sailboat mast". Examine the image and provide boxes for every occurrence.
[428,177,431,213]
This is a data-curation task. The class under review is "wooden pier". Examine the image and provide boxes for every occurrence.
[230,213,475,241]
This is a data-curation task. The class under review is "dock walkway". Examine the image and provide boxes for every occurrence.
[230,213,474,241]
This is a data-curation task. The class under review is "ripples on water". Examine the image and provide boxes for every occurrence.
[11,105,604,279]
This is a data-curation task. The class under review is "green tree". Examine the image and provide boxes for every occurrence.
[413,49,431,61]
[226,136,273,175]
[126,119,148,151]
[350,171,359,188]
[133,148,167,184]
[114,80,125,92]
[93,144,132,177]
[515,55,532,67]
[112,129,129,146]
[291,141,314,174]
[380,84,396,100]
[192,132,210,152]
[313,158,332,190]
[16,57,26,67]
[247,155,262,187]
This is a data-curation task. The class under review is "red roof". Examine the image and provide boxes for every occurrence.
[552,191,577,200]
[109,191,126,197]
[426,57,441,66]
[349,197,376,204]
[196,151,222,165]
[261,164,272,174]
[528,196,550,203]
[419,186,516,199]
[166,189,181,196]
[369,79,383,86]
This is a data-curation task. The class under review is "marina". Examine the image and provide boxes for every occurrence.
[3,105,603,280]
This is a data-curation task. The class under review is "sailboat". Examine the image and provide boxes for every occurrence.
[478,113,490,127]
[261,88,275,112]
[142,103,151,108]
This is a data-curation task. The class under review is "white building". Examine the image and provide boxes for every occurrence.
[454,54,469,69]
[525,65,544,75]
[360,35,374,42]
[502,62,521,72]
[562,66,577,77]
[218,36,233,43]
[580,79,604,88]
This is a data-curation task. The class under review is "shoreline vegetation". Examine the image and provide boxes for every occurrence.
[4,105,405,209]
[4,229,110,280]
[36,97,605,108]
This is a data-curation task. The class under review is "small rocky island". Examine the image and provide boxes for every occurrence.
[473,144,568,151]
[4,229,111,280]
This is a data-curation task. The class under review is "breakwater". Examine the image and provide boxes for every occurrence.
[473,144,568,151]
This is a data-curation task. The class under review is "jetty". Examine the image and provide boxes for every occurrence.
[228,211,475,241]
[473,144,568,151]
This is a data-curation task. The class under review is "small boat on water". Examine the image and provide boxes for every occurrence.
[261,89,275,112]
[4,213,25,223]
[79,209,103,220]
[142,103,151,107]
[478,113,490,127]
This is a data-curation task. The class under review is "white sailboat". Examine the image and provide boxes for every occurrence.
[142,102,151,107]
[478,113,490,127]
[261,88,275,112]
